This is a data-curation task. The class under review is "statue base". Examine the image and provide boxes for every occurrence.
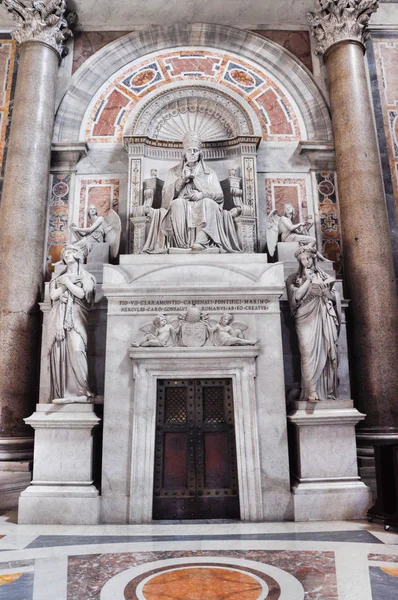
[18,404,100,524]
[52,395,93,405]
[168,247,221,254]
[288,400,372,520]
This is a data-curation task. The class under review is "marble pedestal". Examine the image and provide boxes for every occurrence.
[18,404,100,525]
[288,401,372,521]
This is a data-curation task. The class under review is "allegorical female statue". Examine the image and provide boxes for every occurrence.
[48,245,96,403]
[143,130,242,253]
[286,244,341,402]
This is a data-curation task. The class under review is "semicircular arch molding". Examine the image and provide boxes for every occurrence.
[54,24,332,144]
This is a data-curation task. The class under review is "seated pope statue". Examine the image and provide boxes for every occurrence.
[142,130,242,253]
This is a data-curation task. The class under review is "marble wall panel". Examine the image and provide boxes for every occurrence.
[368,35,398,275]
[84,49,301,143]
[72,31,130,74]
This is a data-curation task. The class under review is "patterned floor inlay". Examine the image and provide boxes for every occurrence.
[26,529,382,549]
[368,554,398,600]
[0,560,34,600]
[67,550,337,600]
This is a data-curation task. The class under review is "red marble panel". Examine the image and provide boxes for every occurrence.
[273,185,300,217]
[92,89,130,137]
[165,55,221,77]
[72,31,130,74]
[255,30,313,73]
[255,88,293,135]
[78,179,120,227]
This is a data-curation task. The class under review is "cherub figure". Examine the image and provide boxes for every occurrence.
[266,204,317,257]
[207,313,257,347]
[71,205,121,261]
[131,314,181,347]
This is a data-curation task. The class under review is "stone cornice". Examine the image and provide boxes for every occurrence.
[0,0,75,57]
[307,0,379,56]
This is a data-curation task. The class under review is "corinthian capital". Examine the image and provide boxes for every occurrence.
[0,0,75,56]
[308,0,379,55]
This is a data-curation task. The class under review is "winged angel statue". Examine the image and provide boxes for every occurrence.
[71,205,122,261]
[131,314,182,347]
[266,204,317,258]
[206,313,257,346]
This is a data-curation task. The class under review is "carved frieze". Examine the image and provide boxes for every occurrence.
[1,0,75,56]
[307,0,379,56]
[131,305,257,348]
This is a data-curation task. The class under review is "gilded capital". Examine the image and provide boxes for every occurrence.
[307,0,379,56]
[0,0,76,57]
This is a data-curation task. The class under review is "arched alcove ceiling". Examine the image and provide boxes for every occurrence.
[54,24,332,143]
[129,86,255,141]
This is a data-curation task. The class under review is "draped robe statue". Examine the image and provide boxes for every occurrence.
[142,130,242,253]
[286,244,341,402]
[48,246,96,403]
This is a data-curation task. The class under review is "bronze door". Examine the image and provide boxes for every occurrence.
[153,379,240,520]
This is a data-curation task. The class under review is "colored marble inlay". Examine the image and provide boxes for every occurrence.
[46,173,71,275]
[66,549,337,600]
[0,572,33,599]
[316,171,342,277]
[85,49,301,143]
[369,566,398,600]
[78,178,120,228]
[0,39,16,177]
[140,566,263,600]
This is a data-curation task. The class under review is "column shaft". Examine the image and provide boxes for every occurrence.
[325,41,398,430]
[0,41,59,439]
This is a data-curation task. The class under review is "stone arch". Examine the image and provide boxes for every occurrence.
[54,24,332,143]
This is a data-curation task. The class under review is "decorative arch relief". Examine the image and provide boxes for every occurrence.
[83,48,303,143]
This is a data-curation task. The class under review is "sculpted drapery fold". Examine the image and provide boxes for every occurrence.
[287,245,341,402]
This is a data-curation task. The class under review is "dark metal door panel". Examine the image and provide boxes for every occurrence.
[153,378,240,520]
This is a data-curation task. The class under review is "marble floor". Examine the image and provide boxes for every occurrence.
[0,512,397,599]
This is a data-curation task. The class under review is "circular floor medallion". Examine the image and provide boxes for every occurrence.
[137,565,268,600]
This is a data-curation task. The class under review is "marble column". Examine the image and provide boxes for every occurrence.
[308,1,398,444]
[0,1,72,508]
